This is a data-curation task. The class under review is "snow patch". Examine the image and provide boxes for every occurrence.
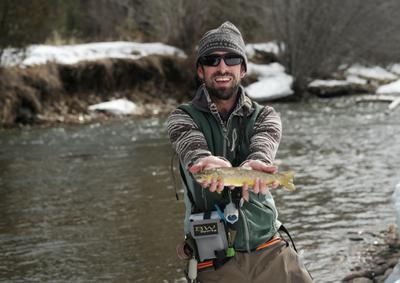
[88,98,140,115]
[345,75,368,85]
[1,41,186,67]
[309,80,351,88]
[245,62,294,101]
[377,79,400,94]
[345,64,398,81]
[389,64,400,76]
[246,42,282,58]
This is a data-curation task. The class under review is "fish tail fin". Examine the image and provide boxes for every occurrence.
[279,171,296,191]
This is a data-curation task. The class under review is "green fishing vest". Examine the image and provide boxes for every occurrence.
[178,101,280,252]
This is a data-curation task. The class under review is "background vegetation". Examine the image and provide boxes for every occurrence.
[1,0,400,90]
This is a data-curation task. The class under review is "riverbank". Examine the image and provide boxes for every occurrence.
[2,41,400,128]
[0,55,195,127]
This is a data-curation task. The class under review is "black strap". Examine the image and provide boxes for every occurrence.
[279,225,314,280]
[177,162,197,207]
[214,249,227,259]
[170,152,179,201]
[279,224,298,253]
[213,256,232,270]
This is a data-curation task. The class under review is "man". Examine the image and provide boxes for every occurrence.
[167,22,312,283]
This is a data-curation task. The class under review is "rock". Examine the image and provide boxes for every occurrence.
[348,278,373,283]
[344,225,400,283]
[308,79,375,97]
[349,237,365,241]
[388,258,400,268]
[343,271,373,281]
[374,274,387,282]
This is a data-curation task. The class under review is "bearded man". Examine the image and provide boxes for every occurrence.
[167,21,313,283]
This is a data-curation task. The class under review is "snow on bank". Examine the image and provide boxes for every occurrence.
[309,64,400,93]
[245,62,294,101]
[309,80,351,88]
[345,64,398,82]
[245,42,282,58]
[1,41,186,67]
[389,64,400,76]
[88,98,141,116]
[377,79,400,94]
[3,40,284,68]
[1,40,295,102]
[308,75,368,88]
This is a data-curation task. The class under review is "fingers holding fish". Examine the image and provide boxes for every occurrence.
[189,156,231,174]
[216,181,224,194]
[260,179,269,194]
[242,182,249,202]
[241,160,278,174]
[201,176,225,193]
[253,177,260,194]
[241,179,268,202]
[253,178,269,196]
[209,178,217,192]
[271,180,279,190]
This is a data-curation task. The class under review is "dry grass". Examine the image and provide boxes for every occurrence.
[0,55,192,127]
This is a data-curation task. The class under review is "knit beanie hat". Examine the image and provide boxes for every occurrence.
[196,21,248,70]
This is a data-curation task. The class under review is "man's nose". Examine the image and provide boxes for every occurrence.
[216,58,228,72]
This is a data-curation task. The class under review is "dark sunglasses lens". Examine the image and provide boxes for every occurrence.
[224,56,243,66]
[201,55,221,66]
[200,54,243,66]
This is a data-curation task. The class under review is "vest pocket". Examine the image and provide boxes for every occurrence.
[234,193,278,250]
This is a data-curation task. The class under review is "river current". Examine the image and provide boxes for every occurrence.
[1,97,399,282]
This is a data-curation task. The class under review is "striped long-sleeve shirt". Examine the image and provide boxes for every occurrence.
[167,85,282,168]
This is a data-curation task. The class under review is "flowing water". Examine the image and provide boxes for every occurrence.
[1,97,400,282]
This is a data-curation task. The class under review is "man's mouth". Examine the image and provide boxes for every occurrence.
[214,76,232,83]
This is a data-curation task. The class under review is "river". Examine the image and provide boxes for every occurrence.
[1,96,399,282]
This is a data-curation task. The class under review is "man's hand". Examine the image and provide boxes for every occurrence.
[189,156,231,193]
[241,160,279,201]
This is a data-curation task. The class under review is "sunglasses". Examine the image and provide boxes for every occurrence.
[199,53,244,67]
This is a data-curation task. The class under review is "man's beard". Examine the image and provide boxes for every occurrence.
[205,72,241,100]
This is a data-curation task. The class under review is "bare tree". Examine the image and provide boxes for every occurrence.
[159,0,209,53]
[270,0,400,94]
[0,0,53,65]
[147,0,275,53]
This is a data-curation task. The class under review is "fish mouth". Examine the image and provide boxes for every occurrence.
[192,172,204,181]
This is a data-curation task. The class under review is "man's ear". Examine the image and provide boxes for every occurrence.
[197,65,204,80]
[240,65,246,79]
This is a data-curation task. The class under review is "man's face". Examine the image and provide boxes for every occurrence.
[197,51,246,100]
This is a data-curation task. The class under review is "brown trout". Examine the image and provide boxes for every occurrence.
[193,167,296,192]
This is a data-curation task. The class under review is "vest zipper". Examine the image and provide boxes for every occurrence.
[209,102,251,251]
[209,103,229,157]
[202,187,207,211]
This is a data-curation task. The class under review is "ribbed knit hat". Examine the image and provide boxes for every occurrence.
[196,21,247,70]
